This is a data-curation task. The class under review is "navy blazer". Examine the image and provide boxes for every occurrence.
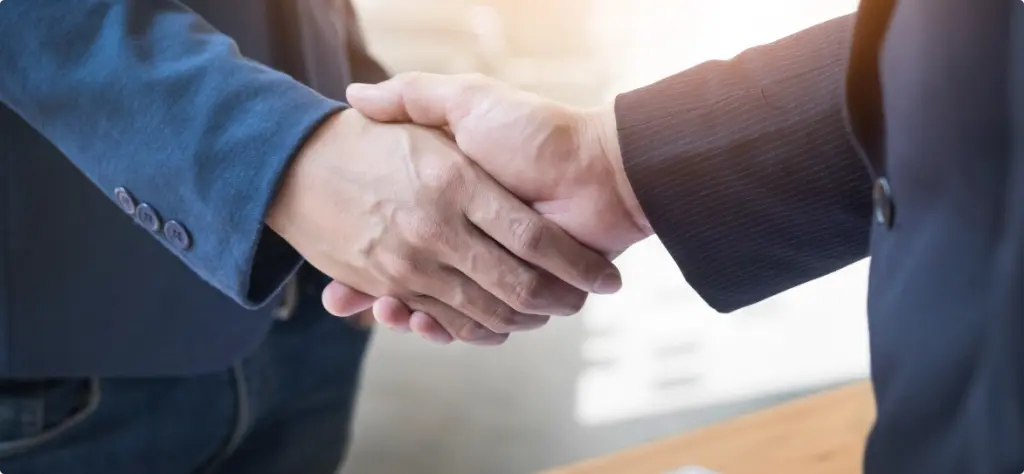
[0,0,385,376]
[617,0,1024,472]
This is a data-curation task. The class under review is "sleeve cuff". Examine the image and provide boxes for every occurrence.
[235,102,348,308]
[615,15,872,313]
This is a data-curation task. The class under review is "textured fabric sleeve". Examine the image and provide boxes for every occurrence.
[0,0,347,308]
[615,14,874,313]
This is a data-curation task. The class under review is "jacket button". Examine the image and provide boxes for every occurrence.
[873,177,895,228]
[164,221,192,251]
[113,187,137,215]
[135,204,162,232]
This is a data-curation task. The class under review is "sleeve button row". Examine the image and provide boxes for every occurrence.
[113,187,193,251]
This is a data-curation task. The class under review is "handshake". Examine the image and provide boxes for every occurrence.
[267,73,653,345]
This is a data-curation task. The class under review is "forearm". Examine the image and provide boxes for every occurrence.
[606,14,873,312]
[0,0,344,307]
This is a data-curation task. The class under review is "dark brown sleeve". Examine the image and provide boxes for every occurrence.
[615,14,873,312]
[343,0,391,84]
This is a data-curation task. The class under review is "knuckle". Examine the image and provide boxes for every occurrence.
[485,304,519,332]
[452,284,510,331]
[405,214,446,246]
[382,254,420,281]
[447,283,473,314]
[509,271,545,312]
[510,217,544,255]
[423,162,468,193]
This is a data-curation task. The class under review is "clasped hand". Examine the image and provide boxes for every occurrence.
[270,73,652,345]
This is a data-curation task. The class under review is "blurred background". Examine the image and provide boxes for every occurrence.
[343,1,863,473]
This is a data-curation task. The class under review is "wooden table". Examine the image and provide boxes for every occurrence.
[544,381,875,474]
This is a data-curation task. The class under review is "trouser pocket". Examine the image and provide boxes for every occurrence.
[0,378,100,458]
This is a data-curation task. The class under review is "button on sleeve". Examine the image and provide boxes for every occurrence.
[113,187,137,215]
[164,220,192,251]
[134,203,162,232]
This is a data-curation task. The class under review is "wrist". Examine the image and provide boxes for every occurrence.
[266,109,347,238]
[580,104,652,237]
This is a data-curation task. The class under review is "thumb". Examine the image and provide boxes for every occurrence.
[346,73,481,128]
[346,81,412,123]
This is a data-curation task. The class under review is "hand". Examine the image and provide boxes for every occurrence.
[322,73,653,339]
[268,108,622,345]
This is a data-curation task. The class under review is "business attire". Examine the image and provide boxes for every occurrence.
[617,1,1023,473]
[0,1,386,473]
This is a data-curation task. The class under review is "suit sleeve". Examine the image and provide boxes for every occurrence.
[615,14,874,313]
[0,0,346,308]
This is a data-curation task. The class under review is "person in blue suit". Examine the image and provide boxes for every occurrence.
[0,1,621,473]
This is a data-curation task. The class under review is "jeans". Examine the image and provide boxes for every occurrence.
[0,286,372,474]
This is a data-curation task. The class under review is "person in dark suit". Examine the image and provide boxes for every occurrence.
[326,1,1024,471]
[0,1,620,472]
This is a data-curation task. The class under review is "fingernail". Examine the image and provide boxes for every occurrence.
[594,270,623,294]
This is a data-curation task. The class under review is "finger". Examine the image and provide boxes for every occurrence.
[347,73,487,127]
[372,297,412,332]
[464,180,622,296]
[409,311,453,344]
[322,281,376,317]
[407,296,509,346]
[444,221,588,318]
[410,265,550,333]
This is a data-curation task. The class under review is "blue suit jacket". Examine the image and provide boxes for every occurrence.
[617,0,1024,472]
[0,0,386,376]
